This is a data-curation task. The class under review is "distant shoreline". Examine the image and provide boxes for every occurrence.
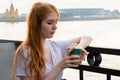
[0,17,120,22]
[0,17,26,22]
[60,17,120,21]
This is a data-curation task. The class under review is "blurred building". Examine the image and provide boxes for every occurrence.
[4,3,18,19]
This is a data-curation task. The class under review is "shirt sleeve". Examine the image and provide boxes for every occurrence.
[15,49,35,76]
[53,40,71,57]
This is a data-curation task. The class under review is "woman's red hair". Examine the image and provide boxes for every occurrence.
[12,2,60,80]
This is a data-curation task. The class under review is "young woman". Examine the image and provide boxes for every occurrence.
[12,1,92,80]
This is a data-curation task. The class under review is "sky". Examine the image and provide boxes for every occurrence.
[0,0,120,14]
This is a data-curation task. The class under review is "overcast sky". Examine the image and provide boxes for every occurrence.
[0,0,120,14]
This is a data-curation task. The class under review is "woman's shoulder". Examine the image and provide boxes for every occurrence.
[47,39,71,47]
[17,45,31,58]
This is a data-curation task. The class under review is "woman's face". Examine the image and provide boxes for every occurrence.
[41,12,58,39]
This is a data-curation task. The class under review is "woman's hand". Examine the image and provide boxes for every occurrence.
[79,48,88,61]
[58,53,82,69]
[59,43,89,70]
[58,43,82,69]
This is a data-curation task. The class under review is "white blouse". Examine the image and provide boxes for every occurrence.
[16,40,71,80]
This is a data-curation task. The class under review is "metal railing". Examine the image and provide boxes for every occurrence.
[71,46,120,80]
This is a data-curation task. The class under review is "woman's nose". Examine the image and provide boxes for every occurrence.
[53,23,57,30]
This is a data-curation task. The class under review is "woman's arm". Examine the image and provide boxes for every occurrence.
[71,36,92,48]
[70,36,92,61]
[42,51,81,80]
[18,55,81,80]
[18,65,64,80]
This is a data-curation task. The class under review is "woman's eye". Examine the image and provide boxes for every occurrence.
[47,22,52,25]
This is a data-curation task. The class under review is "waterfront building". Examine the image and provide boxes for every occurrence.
[4,3,18,19]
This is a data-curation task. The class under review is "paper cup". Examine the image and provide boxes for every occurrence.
[70,48,81,55]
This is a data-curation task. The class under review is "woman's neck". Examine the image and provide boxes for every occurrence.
[42,38,47,48]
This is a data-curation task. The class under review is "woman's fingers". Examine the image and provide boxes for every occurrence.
[67,47,74,54]
[65,44,90,68]
[68,64,79,67]
[65,55,82,67]
[66,44,77,55]
[80,50,89,61]
[66,58,82,64]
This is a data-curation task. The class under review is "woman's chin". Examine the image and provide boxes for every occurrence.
[47,36,54,38]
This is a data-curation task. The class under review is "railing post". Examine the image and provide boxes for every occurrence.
[80,69,83,80]
[107,74,111,80]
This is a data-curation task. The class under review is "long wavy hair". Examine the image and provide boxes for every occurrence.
[12,2,60,80]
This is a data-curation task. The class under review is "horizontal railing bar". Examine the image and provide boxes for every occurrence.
[71,65,120,76]
[0,40,120,55]
[0,39,22,43]
[86,46,120,55]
